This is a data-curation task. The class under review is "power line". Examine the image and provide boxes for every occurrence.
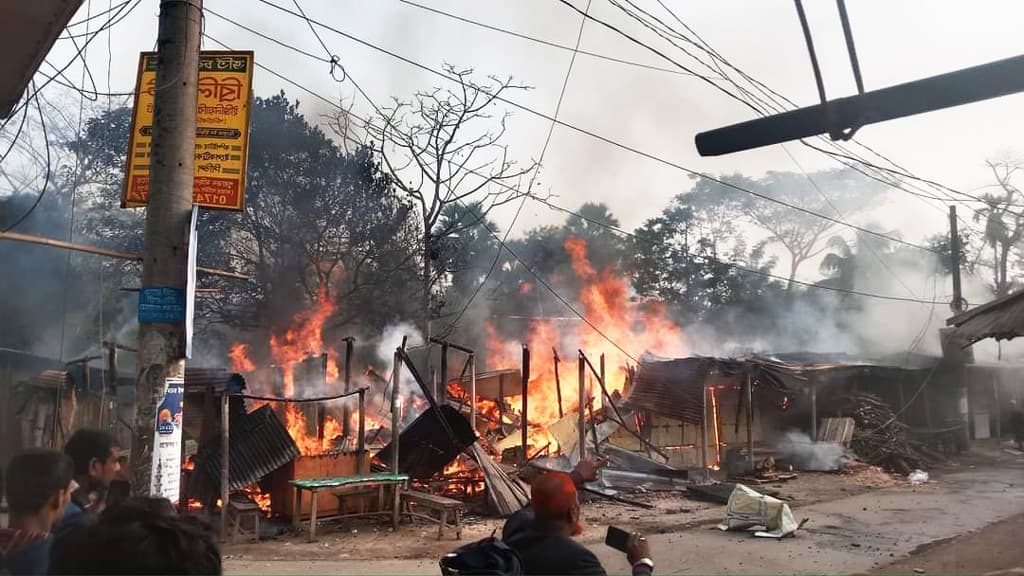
[443,0,592,335]
[393,0,704,78]
[596,0,1003,230]
[248,0,942,256]
[3,82,52,233]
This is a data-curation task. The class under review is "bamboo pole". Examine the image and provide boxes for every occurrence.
[470,354,477,433]
[553,348,563,418]
[220,390,230,541]
[0,231,247,279]
[357,388,366,474]
[578,352,586,461]
[701,380,709,482]
[521,345,530,465]
[746,371,754,472]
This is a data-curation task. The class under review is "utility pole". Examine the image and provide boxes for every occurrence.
[950,206,965,315]
[949,205,972,450]
[131,0,202,497]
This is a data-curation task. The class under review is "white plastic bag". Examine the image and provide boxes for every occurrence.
[717,484,799,538]
[908,470,929,485]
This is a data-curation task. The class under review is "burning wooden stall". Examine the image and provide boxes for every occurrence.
[619,355,798,476]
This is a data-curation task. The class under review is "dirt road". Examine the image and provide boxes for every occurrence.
[225,456,1024,575]
[876,512,1024,575]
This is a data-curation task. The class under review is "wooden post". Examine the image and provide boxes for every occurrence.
[391,350,402,473]
[578,352,586,461]
[746,370,754,472]
[391,349,402,531]
[343,337,353,438]
[440,342,449,403]
[599,353,606,403]
[701,380,709,482]
[219,390,230,541]
[106,343,118,434]
[357,388,366,474]
[993,373,1001,439]
[553,348,563,418]
[470,354,477,433]
[810,375,818,441]
[498,374,505,425]
[317,353,327,442]
[521,345,530,465]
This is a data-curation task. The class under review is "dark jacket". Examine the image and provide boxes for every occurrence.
[506,523,607,576]
[506,522,653,576]
[0,529,51,576]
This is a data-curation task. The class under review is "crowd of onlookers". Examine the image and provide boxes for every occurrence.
[0,429,221,575]
[1,430,653,575]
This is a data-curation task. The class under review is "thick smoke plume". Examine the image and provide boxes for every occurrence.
[776,430,846,471]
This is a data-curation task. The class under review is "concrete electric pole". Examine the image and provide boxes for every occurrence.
[131,0,202,496]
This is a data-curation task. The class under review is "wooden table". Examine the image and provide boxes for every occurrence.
[289,473,410,541]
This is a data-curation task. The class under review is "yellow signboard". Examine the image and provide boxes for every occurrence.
[122,51,253,211]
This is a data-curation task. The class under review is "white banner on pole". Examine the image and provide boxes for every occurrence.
[185,205,198,359]
[149,376,185,502]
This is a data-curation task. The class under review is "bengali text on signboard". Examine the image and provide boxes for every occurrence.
[122,51,253,211]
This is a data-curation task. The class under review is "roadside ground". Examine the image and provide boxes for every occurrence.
[224,441,1024,575]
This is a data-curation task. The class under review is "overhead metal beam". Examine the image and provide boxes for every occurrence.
[695,54,1024,157]
[0,0,84,118]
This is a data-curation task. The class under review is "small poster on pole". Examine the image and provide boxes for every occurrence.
[149,376,184,502]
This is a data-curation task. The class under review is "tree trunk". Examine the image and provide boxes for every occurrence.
[786,253,802,292]
[422,232,432,341]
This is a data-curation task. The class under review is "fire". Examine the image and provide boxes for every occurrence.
[484,236,688,452]
[269,286,336,398]
[242,484,271,513]
[229,343,255,373]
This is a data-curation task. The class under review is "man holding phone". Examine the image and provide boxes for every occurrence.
[505,472,654,575]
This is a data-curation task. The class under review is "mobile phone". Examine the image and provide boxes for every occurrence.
[605,526,630,552]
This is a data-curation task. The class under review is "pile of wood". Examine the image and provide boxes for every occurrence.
[841,393,934,474]
[468,441,529,515]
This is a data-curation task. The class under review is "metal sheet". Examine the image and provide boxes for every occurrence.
[196,404,299,490]
[947,288,1024,345]
[0,0,83,118]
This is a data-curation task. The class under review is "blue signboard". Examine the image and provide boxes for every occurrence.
[138,287,186,324]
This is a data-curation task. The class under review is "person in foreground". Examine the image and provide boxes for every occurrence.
[49,496,221,575]
[502,457,603,540]
[506,472,654,576]
[0,449,75,575]
[56,429,121,530]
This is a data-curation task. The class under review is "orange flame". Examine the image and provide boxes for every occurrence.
[242,484,271,513]
[229,343,255,373]
[485,236,688,446]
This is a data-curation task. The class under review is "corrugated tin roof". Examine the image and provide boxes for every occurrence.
[946,289,1024,345]
[196,404,299,490]
[0,1,83,118]
[621,356,798,424]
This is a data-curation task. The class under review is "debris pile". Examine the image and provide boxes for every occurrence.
[842,393,934,474]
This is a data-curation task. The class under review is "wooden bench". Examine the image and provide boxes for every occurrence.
[227,500,260,543]
[289,473,409,542]
[400,490,464,540]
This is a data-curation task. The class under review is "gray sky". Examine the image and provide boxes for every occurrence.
[42,0,1024,284]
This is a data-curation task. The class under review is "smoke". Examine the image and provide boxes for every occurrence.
[776,430,847,471]
[374,321,424,367]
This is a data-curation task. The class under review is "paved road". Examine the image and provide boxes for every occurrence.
[225,464,1024,575]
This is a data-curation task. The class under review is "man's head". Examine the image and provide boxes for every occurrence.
[530,472,581,536]
[49,499,221,575]
[63,429,120,491]
[5,449,75,529]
